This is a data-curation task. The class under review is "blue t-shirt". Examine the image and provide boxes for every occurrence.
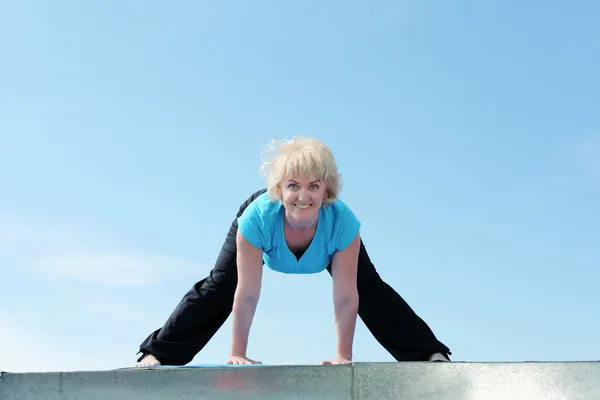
[237,192,361,274]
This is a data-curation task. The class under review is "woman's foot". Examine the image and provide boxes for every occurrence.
[136,353,161,367]
[428,352,450,362]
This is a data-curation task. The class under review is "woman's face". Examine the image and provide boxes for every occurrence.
[280,176,327,228]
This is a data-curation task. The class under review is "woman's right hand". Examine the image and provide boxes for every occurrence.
[227,354,262,365]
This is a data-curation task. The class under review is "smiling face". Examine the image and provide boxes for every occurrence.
[280,176,327,228]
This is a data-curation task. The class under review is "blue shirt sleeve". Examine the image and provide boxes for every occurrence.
[237,200,268,249]
[333,201,361,251]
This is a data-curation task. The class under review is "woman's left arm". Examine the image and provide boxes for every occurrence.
[323,232,361,364]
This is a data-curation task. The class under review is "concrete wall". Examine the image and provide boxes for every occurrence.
[2,362,599,399]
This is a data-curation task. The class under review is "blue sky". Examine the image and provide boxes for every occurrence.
[1,1,598,372]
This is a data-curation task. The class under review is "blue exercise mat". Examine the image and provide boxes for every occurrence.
[124,364,267,370]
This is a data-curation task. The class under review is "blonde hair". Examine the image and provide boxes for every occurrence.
[260,136,341,204]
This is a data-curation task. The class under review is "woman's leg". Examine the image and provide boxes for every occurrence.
[136,189,267,366]
[328,239,451,361]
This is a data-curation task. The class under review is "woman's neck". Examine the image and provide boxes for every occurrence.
[284,215,318,233]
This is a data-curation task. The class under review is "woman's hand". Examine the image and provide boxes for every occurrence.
[227,354,262,365]
[321,357,352,365]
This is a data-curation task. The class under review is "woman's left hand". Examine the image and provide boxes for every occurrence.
[321,357,352,365]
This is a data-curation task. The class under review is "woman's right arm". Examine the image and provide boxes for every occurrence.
[228,228,264,364]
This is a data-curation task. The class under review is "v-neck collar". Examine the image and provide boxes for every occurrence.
[279,208,321,264]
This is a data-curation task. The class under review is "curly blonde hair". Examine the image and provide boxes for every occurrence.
[260,136,341,204]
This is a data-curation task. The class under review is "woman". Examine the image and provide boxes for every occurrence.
[136,136,451,366]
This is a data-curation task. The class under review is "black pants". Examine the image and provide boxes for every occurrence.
[138,189,451,365]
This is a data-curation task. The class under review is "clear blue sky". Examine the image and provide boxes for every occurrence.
[1,1,598,372]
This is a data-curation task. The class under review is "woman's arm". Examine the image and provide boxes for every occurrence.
[326,232,361,364]
[229,229,264,363]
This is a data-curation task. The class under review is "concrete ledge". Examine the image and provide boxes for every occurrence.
[1,362,599,399]
[353,361,600,399]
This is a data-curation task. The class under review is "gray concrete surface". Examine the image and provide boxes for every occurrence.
[353,362,600,400]
[1,362,599,400]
